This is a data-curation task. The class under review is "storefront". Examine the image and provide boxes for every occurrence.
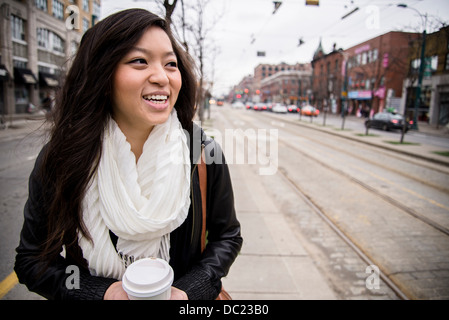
[39,72,59,112]
[14,68,38,114]
[348,90,372,117]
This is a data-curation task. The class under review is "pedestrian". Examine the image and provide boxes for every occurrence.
[14,8,242,300]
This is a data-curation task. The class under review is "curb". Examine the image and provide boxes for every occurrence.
[265,112,449,168]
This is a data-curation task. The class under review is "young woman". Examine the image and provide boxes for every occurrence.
[14,8,242,300]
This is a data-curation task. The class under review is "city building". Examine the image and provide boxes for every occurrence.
[254,62,310,92]
[0,0,101,117]
[311,41,345,113]
[401,25,449,127]
[260,69,312,105]
[230,62,311,104]
[311,31,420,117]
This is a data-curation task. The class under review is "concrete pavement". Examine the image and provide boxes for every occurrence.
[221,161,338,299]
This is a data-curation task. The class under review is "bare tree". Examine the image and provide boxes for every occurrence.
[163,0,178,26]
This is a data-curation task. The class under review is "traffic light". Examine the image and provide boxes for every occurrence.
[305,0,319,5]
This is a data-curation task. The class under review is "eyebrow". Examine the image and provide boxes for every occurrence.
[130,47,177,58]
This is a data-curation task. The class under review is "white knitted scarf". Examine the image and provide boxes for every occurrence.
[78,110,191,280]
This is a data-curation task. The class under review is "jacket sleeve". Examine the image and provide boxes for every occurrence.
[14,147,117,300]
[173,140,243,299]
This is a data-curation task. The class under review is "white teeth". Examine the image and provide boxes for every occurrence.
[143,95,168,101]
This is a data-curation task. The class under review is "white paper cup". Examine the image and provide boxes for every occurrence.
[122,257,174,300]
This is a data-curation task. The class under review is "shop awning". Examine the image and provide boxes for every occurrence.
[0,65,9,81]
[14,68,38,84]
[39,72,59,87]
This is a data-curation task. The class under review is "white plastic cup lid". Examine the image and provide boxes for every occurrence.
[122,257,174,298]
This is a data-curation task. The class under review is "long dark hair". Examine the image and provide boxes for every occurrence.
[39,9,197,266]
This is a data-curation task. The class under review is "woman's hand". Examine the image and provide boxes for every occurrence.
[104,281,129,300]
[170,287,188,300]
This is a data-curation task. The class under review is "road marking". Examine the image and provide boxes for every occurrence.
[0,272,18,299]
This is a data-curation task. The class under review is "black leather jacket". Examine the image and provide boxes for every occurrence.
[14,124,243,300]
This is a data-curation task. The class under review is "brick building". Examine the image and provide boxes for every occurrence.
[260,69,312,105]
[0,0,101,117]
[311,31,420,116]
[230,62,311,104]
[311,41,345,113]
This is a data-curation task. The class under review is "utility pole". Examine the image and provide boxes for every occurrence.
[397,3,427,131]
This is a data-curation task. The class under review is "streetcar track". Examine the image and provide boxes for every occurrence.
[264,112,449,190]
[218,107,449,300]
[277,138,449,237]
[275,166,410,300]
[232,110,449,236]
[294,129,449,195]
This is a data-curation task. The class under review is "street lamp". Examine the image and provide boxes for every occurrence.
[397,3,427,131]
[337,49,349,130]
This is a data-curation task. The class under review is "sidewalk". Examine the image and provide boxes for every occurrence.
[276,113,449,168]
[221,160,338,299]
[0,113,47,142]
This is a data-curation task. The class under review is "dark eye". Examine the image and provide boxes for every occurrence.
[129,58,147,64]
[166,61,178,68]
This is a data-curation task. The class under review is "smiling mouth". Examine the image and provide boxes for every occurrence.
[143,94,169,104]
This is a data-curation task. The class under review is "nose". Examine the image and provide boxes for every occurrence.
[148,65,169,86]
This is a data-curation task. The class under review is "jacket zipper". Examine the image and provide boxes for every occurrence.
[190,143,205,247]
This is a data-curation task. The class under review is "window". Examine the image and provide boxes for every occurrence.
[11,15,25,41]
[365,79,370,90]
[37,28,65,54]
[362,52,367,65]
[52,34,64,53]
[83,0,89,12]
[70,41,78,56]
[13,59,27,69]
[35,0,48,11]
[52,0,64,20]
[372,49,378,62]
[37,28,49,48]
[445,53,449,70]
[430,55,438,72]
[83,18,90,33]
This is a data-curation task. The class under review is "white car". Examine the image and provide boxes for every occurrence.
[272,103,288,114]
[232,101,245,109]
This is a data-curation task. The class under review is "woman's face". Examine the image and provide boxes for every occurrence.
[112,26,182,136]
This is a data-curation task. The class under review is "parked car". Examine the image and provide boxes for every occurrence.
[365,112,412,132]
[232,101,245,109]
[301,105,319,117]
[245,101,254,110]
[287,105,300,113]
[253,102,268,111]
[272,103,288,114]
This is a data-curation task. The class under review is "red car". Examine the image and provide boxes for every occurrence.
[301,105,319,117]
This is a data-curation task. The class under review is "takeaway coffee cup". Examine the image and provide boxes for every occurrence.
[122,257,174,300]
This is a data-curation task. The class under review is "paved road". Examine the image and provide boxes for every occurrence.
[215,104,449,299]
[0,119,47,299]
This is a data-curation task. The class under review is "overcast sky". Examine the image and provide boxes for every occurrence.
[101,0,449,96]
